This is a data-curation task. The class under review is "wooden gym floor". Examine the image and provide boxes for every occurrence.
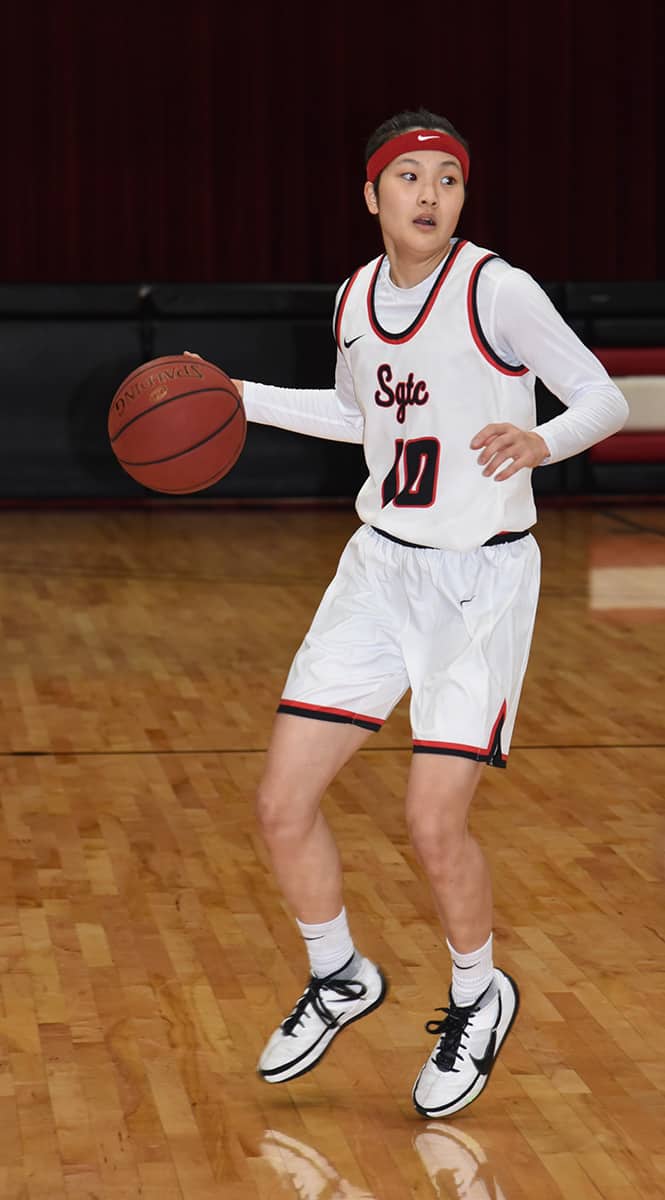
[0,502,663,1200]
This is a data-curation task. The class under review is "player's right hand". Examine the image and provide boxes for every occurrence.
[184,351,244,398]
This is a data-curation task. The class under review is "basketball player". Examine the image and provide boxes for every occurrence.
[199,109,628,1117]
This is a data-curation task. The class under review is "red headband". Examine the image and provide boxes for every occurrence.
[366,129,469,185]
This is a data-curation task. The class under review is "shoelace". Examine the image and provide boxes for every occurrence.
[425,1001,477,1072]
[282,975,367,1036]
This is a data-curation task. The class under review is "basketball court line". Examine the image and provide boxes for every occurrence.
[0,742,663,758]
[0,562,593,599]
[600,508,665,538]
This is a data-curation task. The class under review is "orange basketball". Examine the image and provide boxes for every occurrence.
[108,355,246,493]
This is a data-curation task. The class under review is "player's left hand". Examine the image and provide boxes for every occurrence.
[470,423,550,481]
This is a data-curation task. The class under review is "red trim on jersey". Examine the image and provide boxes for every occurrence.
[367,241,468,345]
[467,255,530,376]
[334,267,363,351]
[413,700,508,759]
[280,699,385,726]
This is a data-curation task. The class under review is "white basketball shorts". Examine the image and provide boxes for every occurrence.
[277,525,541,767]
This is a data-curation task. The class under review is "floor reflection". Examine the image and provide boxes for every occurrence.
[258,1123,510,1199]
[414,1123,508,1199]
[259,1128,374,1199]
[588,533,665,618]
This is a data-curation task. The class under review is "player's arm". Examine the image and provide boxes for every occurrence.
[185,282,365,444]
[184,354,363,442]
[239,278,364,443]
[471,266,629,481]
[240,351,364,444]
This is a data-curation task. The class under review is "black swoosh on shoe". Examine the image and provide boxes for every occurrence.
[470,1028,497,1076]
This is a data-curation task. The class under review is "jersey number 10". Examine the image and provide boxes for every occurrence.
[381,437,441,508]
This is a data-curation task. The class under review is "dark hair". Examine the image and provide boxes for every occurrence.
[365,108,469,192]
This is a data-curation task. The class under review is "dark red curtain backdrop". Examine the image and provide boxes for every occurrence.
[2,0,662,284]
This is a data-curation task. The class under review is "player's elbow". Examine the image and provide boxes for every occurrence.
[613,391,630,433]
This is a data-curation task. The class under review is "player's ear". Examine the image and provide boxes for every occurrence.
[364,180,379,215]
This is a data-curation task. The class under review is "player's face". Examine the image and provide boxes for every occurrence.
[364,150,465,266]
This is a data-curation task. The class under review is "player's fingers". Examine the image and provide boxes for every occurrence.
[483,455,513,477]
[494,460,523,481]
[481,450,508,475]
[183,350,203,359]
[494,449,533,480]
[470,423,512,449]
[483,444,530,476]
[477,433,517,466]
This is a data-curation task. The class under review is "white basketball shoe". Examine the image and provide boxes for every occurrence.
[412,968,519,1118]
[258,955,388,1084]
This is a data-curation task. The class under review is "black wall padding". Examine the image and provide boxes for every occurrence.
[1,286,145,497]
[0,282,661,500]
[564,281,665,314]
[564,282,665,348]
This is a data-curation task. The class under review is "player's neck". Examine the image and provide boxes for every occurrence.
[385,242,452,289]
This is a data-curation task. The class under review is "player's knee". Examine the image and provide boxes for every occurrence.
[255,784,288,837]
[254,781,316,842]
[406,807,467,869]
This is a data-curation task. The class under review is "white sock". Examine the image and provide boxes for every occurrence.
[447,932,495,1007]
[296,907,357,979]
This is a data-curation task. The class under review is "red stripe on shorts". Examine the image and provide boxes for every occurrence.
[278,699,384,730]
[413,700,507,759]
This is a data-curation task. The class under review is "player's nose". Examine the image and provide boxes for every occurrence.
[418,183,437,206]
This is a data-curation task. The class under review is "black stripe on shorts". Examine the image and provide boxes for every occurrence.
[277,702,382,733]
[412,743,508,768]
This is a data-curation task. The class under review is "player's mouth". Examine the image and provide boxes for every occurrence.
[413,216,436,227]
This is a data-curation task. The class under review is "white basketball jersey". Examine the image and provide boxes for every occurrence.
[334,240,538,551]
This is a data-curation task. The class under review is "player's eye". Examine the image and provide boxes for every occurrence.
[400,172,417,181]
[441,175,457,185]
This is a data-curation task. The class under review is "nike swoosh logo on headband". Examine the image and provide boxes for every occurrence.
[417,134,439,141]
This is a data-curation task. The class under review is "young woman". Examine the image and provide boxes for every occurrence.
[212,109,627,1118]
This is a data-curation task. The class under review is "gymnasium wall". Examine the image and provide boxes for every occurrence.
[2,2,664,286]
[1,2,663,501]
[2,281,664,502]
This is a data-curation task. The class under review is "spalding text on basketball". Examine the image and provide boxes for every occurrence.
[113,362,205,415]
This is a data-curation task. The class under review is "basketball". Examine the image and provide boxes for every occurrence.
[108,355,246,493]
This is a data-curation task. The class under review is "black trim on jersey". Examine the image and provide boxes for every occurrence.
[484,530,530,547]
[371,526,530,550]
[333,270,360,350]
[470,256,528,374]
[369,239,467,343]
[277,702,381,733]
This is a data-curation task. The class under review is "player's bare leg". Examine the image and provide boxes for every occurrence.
[255,713,388,1083]
[406,754,519,1118]
[255,712,370,922]
[405,756,490,949]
